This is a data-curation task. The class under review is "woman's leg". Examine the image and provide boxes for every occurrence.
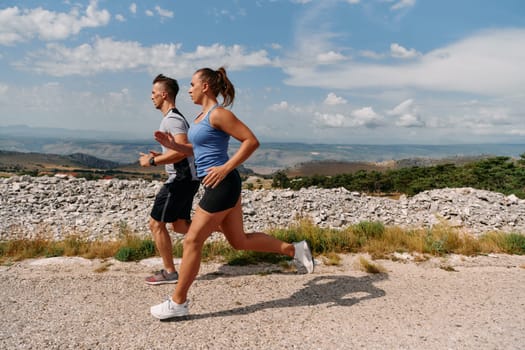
[220,198,295,257]
[171,206,229,304]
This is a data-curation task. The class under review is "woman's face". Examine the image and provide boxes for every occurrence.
[188,73,205,105]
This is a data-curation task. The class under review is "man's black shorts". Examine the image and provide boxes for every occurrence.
[150,180,200,223]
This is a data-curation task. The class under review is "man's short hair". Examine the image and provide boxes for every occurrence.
[153,74,179,100]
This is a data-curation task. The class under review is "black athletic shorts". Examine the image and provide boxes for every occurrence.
[150,180,200,223]
[199,169,242,213]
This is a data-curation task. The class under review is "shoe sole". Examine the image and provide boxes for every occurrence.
[145,280,178,286]
[299,241,314,274]
[151,311,188,320]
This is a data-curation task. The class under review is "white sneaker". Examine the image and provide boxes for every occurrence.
[150,297,189,320]
[293,240,314,274]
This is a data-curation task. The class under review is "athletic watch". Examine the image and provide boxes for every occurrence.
[149,156,157,166]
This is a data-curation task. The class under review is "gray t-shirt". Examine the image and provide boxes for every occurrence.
[159,108,198,183]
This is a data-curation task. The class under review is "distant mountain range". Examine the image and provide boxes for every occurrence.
[1,125,524,174]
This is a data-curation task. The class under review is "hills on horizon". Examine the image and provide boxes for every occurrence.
[1,125,524,174]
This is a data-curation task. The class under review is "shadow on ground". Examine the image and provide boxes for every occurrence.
[163,273,388,322]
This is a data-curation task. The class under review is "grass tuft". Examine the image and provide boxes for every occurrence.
[440,264,458,272]
[322,252,342,266]
[114,236,155,262]
[1,220,524,267]
[93,261,113,273]
[357,256,386,274]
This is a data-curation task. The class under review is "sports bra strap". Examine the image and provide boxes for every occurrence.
[205,104,220,119]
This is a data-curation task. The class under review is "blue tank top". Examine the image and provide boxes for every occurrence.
[188,105,230,178]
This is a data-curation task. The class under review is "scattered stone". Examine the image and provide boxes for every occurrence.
[1,175,524,241]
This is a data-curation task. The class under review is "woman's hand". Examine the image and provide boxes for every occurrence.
[154,131,177,150]
[154,131,194,156]
[203,165,229,188]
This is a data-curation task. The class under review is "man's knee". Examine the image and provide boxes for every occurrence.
[149,217,166,234]
[171,219,191,234]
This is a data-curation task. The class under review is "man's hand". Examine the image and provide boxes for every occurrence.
[139,151,161,167]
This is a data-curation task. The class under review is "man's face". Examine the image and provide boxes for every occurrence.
[151,82,166,110]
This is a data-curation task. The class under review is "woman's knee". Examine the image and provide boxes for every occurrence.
[183,232,206,251]
[225,235,248,250]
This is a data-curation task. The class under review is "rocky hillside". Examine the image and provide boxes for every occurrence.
[1,175,524,242]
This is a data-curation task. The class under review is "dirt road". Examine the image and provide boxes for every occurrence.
[1,254,524,349]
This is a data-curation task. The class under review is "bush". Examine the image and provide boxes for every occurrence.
[353,221,385,246]
[114,238,156,262]
[502,233,525,255]
[114,247,134,262]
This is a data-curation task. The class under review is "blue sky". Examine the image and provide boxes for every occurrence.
[1,0,524,144]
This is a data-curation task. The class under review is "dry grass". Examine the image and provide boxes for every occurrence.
[93,261,113,273]
[322,252,342,266]
[0,236,124,264]
[1,220,524,266]
[356,256,387,274]
[439,264,458,272]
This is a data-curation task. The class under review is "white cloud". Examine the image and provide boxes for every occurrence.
[115,14,125,22]
[283,28,525,97]
[145,10,154,17]
[269,101,289,111]
[0,82,154,134]
[315,107,382,128]
[388,98,415,116]
[314,112,346,128]
[452,102,514,132]
[0,1,110,45]
[317,51,346,64]
[154,6,174,19]
[391,0,416,11]
[14,38,275,77]
[183,43,273,68]
[395,113,424,127]
[289,2,352,66]
[324,92,347,105]
[359,50,385,59]
[108,88,130,105]
[267,100,303,114]
[350,107,383,128]
[129,3,137,14]
[390,43,420,58]
[388,99,425,127]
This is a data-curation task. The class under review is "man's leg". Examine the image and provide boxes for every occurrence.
[171,219,191,235]
[146,184,181,285]
[150,217,176,274]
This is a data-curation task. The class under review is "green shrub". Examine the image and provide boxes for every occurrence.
[114,239,156,262]
[353,221,385,245]
[114,247,133,261]
[502,233,525,255]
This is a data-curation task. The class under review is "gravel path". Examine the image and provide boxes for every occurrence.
[1,254,524,349]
